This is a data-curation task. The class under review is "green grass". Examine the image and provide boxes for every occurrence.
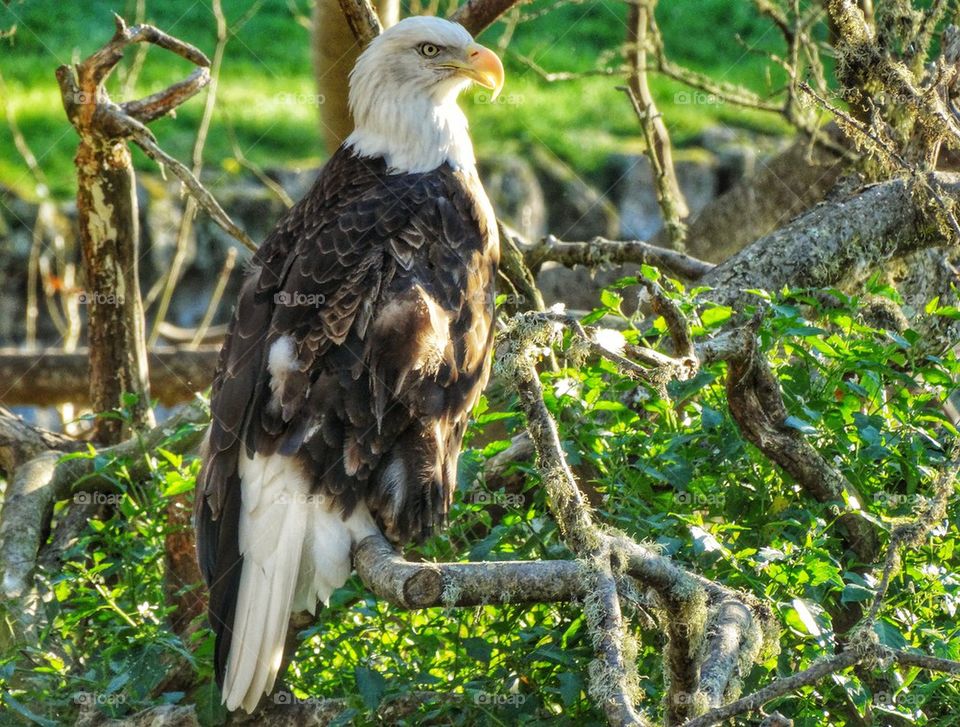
[0,0,794,200]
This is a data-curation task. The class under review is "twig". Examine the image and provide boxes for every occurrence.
[149,0,231,345]
[622,0,688,250]
[525,234,714,280]
[125,121,257,252]
[190,247,238,349]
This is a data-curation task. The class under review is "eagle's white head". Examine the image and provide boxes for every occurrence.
[345,16,505,174]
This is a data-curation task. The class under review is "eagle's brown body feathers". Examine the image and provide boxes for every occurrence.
[195,145,498,700]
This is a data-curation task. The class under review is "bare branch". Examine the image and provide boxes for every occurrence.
[524,234,714,280]
[125,121,258,252]
[353,531,586,608]
[623,0,688,249]
[120,67,210,123]
[451,0,526,37]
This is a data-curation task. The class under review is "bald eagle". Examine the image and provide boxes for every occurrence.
[194,17,504,713]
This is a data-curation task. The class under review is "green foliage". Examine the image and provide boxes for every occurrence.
[0,0,792,199]
[1,279,957,725]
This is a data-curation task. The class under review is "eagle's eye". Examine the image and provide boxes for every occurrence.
[418,42,441,58]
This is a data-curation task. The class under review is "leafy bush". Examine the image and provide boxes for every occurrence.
[2,277,958,726]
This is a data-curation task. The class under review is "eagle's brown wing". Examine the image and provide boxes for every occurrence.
[194,146,498,689]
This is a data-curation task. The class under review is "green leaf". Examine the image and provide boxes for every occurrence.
[464,637,493,663]
[355,665,386,710]
[701,305,732,327]
[874,620,908,649]
[841,584,875,603]
[3,694,60,727]
[558,671,583,707]
[783,416,817,435]
[600,288,622,312]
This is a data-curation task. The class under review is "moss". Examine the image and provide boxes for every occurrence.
[440,578,462,609]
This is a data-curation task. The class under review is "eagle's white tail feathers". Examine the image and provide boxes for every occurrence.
[225,452,376,713]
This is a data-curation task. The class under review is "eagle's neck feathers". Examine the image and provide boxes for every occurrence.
[345,50,475,174]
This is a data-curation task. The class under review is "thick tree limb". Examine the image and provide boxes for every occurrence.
[354,531,586,607]
[0,346,219,406]
[589,552,648,726]
[701,173,960,309]
[697,600,756,708]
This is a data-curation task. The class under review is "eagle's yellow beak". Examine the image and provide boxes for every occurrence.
[461,43,505,100]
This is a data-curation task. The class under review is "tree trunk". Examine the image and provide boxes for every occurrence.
[312,0,399,152]
[73,133,153,442]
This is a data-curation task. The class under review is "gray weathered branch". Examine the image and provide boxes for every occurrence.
[354,531,586,608]
[701,174,960,309]
[0,399,207,602]
[524,234,714,280]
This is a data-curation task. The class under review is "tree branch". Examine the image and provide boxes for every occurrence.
[0,346,220,406]
[353,531,587,608]
[524,234,714,280]
[701,174,960,309]
[0,399,207,602]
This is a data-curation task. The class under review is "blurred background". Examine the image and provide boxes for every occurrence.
[0,0,796,363]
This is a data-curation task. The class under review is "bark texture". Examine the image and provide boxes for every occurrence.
[701,173,960,308]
